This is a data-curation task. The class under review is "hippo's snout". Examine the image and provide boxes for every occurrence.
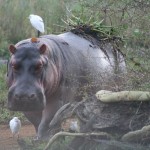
[8,86,46,111]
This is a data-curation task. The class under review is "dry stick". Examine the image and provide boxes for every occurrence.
[44,131,112,150]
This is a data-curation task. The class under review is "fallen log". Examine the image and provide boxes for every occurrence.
[44,91,150,150]
[96,90,150,102]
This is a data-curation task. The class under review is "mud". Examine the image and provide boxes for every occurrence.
[0,124,35,150]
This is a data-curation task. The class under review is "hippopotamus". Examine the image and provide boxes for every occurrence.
[7,32,125,138]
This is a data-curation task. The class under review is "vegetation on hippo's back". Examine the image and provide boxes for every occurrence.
[63,12,125,61]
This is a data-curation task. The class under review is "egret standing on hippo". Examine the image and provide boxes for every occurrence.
[28,14,45,37]
[7,15,125,139]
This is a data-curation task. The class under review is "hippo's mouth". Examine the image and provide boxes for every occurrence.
[7,94,45,111]
[7,100,45,111]
[7,86,46,111]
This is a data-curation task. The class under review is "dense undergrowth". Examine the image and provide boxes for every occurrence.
[0,0,149,123]
[0,1,149,150]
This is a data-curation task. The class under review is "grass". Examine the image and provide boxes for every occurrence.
[0,0,67,58]
[0,64,24,124]
[17,136,74,150]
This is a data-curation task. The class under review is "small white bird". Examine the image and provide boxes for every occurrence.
[69,120,80,132]
[28,14,44,37]
[9,117,21,138]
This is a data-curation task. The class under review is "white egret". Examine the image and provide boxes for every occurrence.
[9,117,21,138]
[28,14,44,37]
[69,120,79,132]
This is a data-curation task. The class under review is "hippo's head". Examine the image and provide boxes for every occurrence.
[7,41,49,111]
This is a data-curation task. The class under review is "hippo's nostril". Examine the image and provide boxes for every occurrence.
[14,94,19,99]
[30,93,36,99]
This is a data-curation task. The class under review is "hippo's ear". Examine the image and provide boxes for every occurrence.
[39,44,47,54]
[9,44,16,54]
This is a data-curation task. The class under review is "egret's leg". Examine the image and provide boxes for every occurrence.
[38,30,40,37]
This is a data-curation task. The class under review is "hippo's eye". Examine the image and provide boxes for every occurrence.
[35,63,43,73]
[11,63,19,72]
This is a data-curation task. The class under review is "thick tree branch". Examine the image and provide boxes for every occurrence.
[96,90,150,102]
